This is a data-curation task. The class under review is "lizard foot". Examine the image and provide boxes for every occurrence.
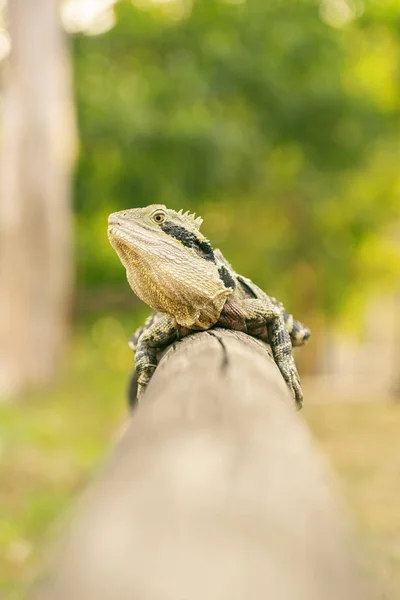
[136,365,157,402]
[281,360,303,410]
[136,382,147,402]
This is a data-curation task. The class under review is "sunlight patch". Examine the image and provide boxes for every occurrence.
[62,0,117,35]
[319,0,363,28]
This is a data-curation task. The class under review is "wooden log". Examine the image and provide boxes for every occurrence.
[34,330,376,600]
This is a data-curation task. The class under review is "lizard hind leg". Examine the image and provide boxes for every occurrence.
[289,317,311,348]
[236,299,304,408]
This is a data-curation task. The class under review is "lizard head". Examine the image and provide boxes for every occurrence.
[108,204,208,268]
[107,205,232,328]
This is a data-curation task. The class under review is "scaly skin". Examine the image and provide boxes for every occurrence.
[108,205,310,408]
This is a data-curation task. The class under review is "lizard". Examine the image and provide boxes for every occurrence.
[108,204,310,409]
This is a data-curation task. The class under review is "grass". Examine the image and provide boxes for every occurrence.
[1,314,399,598]
[305,400,400,599]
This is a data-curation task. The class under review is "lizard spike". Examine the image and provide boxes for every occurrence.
[177,209,183,216]
[184,210,190,217]
[195,216,203,227]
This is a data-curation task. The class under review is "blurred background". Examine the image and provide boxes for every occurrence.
[0,0,399,597]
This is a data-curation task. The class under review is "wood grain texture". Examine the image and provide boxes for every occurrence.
[34,330,376,600]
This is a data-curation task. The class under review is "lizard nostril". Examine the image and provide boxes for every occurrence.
[108,214,121,226]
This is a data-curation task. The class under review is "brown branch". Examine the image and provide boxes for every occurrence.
[33,330,375,600]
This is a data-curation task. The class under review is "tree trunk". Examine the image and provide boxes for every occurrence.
[0,0,76,398]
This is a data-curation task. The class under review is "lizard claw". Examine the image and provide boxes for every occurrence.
[281,360,303,410]
[136,383,147,402]
[292,374,303,410]
[136,364,157,402]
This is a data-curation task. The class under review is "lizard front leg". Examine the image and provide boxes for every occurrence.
[134,314,179,401]
[128,311,164,352]
[219,299,303,408]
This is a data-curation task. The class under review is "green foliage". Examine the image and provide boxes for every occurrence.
[73,0,400,319]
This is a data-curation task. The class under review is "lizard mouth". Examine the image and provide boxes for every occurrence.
[108,223,154,268]
[107,222,139,244]
[108,224,128,240]
[108,225,136,259]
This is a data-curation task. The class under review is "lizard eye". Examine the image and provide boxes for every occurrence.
[152,211,166,224]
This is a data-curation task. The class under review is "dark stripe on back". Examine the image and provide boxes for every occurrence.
[237,276,258,298]
[218,265,236,289]
[160,221,216,263]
